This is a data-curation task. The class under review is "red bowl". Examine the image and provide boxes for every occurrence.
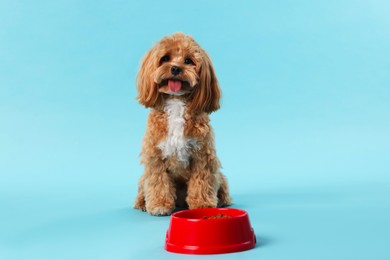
[165,208,256,254]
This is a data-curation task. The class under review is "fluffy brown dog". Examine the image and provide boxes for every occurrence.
[134,32,231,216]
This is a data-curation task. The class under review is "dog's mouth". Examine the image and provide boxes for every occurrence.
[158,78,192,95]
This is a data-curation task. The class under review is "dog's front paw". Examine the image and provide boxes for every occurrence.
[146,198,175,216]
[147,206,174,216]
[187,197,217,210]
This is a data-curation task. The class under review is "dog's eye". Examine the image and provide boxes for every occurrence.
[160,55,170,64]
[184,58,194,65]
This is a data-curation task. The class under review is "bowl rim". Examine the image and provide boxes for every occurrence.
[171,208,248,221]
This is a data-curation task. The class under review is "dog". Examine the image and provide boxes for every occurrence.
[134,32,231,216]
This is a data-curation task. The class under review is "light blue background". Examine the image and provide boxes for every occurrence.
[1,0,389,259]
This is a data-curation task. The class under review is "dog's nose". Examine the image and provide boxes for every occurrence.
[171,66,182,76]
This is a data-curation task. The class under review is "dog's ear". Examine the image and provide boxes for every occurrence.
[188,49,221,114]
[136,46,164,109]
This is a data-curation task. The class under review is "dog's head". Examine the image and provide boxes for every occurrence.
[136,32,221,113]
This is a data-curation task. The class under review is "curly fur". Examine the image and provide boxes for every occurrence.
[134,32,231,216]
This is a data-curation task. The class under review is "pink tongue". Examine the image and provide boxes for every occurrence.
[168,80,182,92]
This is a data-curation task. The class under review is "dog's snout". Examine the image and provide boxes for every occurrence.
[171,66,182,76]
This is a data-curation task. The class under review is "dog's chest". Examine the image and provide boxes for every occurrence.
[157,99,197,165]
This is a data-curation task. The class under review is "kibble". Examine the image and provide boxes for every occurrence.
[202,214,231,219]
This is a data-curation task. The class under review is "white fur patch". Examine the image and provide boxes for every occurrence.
[158,99,197,166]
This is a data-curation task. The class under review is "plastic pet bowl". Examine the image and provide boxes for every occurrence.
[165,208,256,254]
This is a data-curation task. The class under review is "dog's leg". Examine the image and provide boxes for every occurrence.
[144,165,176,216]
[217,172,232,207]
[134,174,146,211]
[186,170,218,209]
